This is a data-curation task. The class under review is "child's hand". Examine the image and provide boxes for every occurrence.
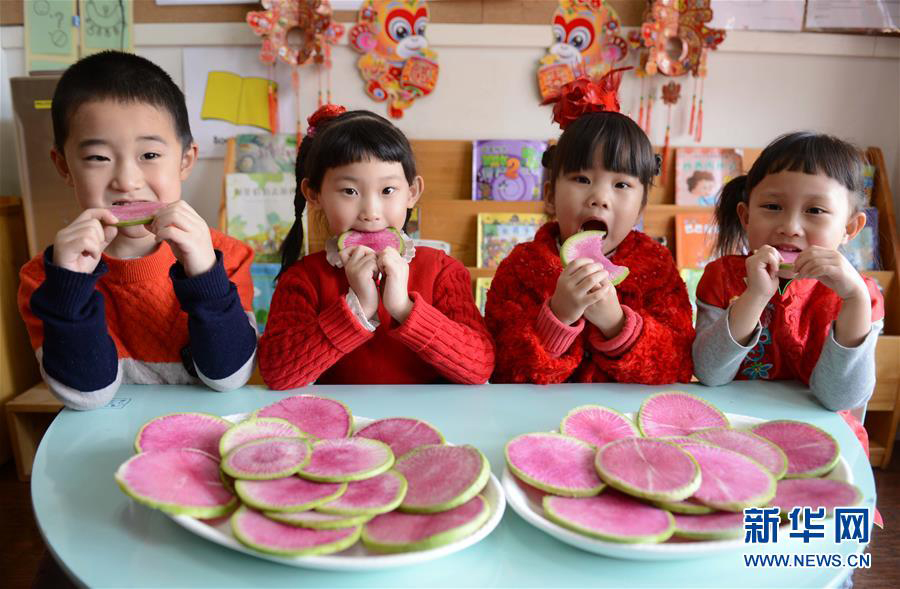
[744,245,780,301]
[582,278,625,337]
[149,201,216,277]
[341,245,378,319]
[377,247,413,323]
[794,246,868,301]
[550,258,607,325]
[52,208,119,274]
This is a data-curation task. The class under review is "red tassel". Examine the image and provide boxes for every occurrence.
[662,108,672,185]
[688,79,697,135]
[292,66,302,143]
[696,99,704,143]
[646,94,654,138]
[638,96,645,130]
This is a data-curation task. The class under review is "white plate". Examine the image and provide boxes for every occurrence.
[502,412,853,561]
[171,414,506,570]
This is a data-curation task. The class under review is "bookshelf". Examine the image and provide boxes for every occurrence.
[303,139,899,468]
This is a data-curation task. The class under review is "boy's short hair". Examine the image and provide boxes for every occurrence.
[51,51,193,152]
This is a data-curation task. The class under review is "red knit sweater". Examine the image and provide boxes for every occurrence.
[258,247,494,389]
[486,222,694,384]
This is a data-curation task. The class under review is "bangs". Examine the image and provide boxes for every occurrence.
[751,133,863,197]
[304,115,416,189]
[553,112,656,188]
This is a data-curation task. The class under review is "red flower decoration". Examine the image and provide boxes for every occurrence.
[306,104,347,137]
[548,67,630,130]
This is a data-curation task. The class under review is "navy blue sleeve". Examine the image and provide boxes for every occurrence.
[29,247,119,391]
[171,250,257,381]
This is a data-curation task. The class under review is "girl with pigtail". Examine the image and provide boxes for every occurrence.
[258,105,494,389]
[485,71,695,385]
[693,132,885,460]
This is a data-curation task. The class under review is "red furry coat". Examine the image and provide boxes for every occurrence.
[485,222,694,384]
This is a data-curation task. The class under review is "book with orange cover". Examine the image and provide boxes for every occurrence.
[675,212,718,269]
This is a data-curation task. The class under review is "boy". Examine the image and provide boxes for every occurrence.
[18,51,257,409]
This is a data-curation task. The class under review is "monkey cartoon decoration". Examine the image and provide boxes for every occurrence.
[537,0,629,103]
[349,0,439,118]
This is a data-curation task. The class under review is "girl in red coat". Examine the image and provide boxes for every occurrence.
[693,132,884,458]
[485,73,694,384]
[258,106,494,389]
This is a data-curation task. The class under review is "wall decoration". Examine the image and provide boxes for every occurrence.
[349,0,439,118]
[246,0,345,136]
[537,0,628,103]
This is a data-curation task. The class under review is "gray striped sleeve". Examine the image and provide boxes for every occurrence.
[692,300,761,386]
[809,319,882,413]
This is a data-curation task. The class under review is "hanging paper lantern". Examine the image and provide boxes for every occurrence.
[537,0,629,103]
[349,0,439,118]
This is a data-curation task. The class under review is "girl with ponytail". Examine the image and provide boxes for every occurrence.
[694,132,884,465]
[258,105,494,389]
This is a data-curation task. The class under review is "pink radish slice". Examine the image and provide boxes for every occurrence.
[680,443,775,511]
[779,250,800,269]
[690,427,788,479]
[257,395,352,439]
[230,505,360,556]
[658,436,702,446]
[115,448,236,517]
[362,495,490,553]
[769,478,862,517]
[234,476,346,512]
[594,438,700,502]
[543,490,675,543]
[750,420,839,478]
[396,444,490,513]
[337,228,405,254]
[505,433,604,497]
[222,437,312,480]
[672,511,746,540]
[654,497,714,515]
[134,412,231,459]
[297,438,394,483]
[264,510,371,529]
[109,201,164,227]
[560,405,639,448]
[219,418,306,457]
[637,392,729,437]
[559,230,629,285]
[316,470,407,515]
[354,417,444,459]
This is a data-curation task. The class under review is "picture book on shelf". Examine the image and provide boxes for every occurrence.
[840,207,880,271]
[250,263,279,333]
[232,134,298,173]
[473,140,547,201]
[477,212,546,269]
[474,277,492,315]
[675,212,718,269]
[675,148,743,206]
[226,172,305,263]
[862,164,876,204]
[406,206,421,240]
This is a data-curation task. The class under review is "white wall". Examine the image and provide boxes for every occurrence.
[1,23,898,227]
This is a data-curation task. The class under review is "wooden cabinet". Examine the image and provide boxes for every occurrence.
[308,140,899,468]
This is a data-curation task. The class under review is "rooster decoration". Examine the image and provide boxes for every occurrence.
[350,0,439,118]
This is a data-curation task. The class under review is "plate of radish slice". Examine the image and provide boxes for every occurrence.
[502,392,860,561]
[116,394,505,571]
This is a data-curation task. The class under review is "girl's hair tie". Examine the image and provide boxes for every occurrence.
[306,104,347,137]
[545,67,631,130]
[654,153,663,176]
[541,144,557,168]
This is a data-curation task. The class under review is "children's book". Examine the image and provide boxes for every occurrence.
[406,206,421,240]
[226,172,305,263]
[679,268,705,326]
[474,277,492,315]
[233,134,298,173]
[840,207,881,271]
[250,263,279,333]
[476,213,547,269]
[473,140,547,201]
[201,72,276,131]
[862,164,876,204]
[675,212,718,269]
[675,148,743,207]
